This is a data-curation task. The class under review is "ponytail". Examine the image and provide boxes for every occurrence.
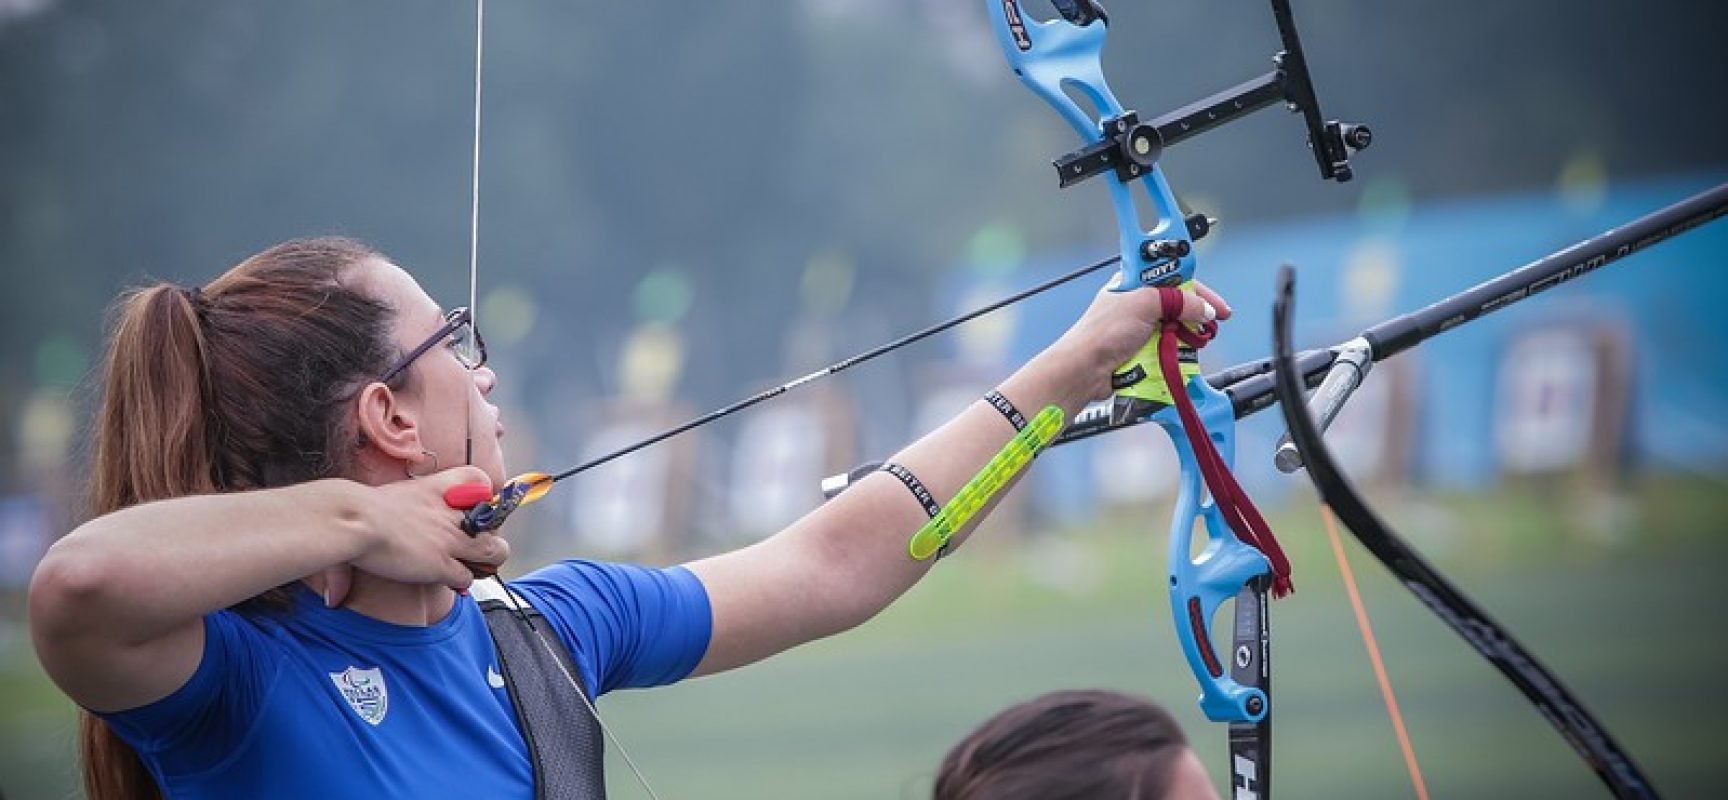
[81,285,210,800]
[91,285,218,515]
[80,713,163,800]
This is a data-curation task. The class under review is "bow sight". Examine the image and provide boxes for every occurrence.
[1042,0,1371,198]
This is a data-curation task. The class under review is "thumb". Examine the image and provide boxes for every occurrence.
[321,564,354,609]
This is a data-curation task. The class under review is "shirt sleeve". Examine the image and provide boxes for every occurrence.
[510,561,712,696]
[96,610,276,773]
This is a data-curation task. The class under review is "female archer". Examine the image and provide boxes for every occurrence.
[28,236,1227,798]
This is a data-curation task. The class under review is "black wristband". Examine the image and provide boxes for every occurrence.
[880,462,941,519]
[984,389,1028,431]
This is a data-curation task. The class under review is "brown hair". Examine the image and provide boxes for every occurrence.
[935,689,1191,800]
[80,237,400,800]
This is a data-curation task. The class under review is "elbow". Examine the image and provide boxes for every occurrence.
[28,534,118,640]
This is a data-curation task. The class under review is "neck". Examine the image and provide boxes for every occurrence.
[303,572,457,626]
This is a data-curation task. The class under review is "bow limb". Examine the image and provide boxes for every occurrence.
[1270,266,1659,800]
[1152,383,1274,799]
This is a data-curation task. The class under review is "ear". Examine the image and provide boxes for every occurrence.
[353,381,423,463]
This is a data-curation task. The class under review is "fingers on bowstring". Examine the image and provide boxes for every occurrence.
[455,533,510,584]
[467,532,509,566]
[441,532,501,589]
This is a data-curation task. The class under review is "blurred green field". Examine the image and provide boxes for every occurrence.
[4,477,1725,799]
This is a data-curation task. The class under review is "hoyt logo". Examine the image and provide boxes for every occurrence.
[1140,261,1180,285]
[329,666,389,725]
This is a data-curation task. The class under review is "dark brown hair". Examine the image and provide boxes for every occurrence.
[935,689,1192,800]
[80,237,400,800]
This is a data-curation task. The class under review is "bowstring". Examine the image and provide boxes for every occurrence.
[465,0,483,467]
[1320,506,1428,800]
[467,2,661,797]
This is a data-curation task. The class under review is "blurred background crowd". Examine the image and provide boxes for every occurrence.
[1,1,1723,797]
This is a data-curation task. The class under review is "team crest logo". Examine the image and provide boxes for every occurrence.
[329,666,389,725]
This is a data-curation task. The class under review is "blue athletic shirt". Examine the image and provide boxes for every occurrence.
[97,560,711,799]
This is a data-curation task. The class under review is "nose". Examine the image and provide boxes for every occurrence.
[474,365,497,396]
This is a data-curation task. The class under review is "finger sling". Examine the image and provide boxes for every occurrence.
[1152,287,1293,597]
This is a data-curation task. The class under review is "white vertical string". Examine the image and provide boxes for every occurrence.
[468,0,484,326]
[468,4,659,796]
[463,0,485,468]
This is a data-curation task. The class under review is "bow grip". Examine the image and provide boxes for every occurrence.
[1154,378,1271,723]
[1110,279,1204,406]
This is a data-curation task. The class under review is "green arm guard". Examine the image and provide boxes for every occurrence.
[907,404,1067,561]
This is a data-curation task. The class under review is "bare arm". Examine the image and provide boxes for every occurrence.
[28,468,502,712]
[686,282,1229,675]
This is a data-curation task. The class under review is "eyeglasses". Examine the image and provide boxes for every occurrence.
[378,307,487,384]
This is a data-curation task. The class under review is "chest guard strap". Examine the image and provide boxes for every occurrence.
[472,580,608,800]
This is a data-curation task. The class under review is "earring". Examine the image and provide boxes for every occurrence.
[405,449,440,478]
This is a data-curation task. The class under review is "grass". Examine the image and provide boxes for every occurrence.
[3,476,1724,799]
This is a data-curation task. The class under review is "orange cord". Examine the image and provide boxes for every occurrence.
[1321,505,1431,800]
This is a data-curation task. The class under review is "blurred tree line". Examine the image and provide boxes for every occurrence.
[0,0,1722,497]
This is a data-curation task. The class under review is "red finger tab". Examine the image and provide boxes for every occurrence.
[444,482,494,510]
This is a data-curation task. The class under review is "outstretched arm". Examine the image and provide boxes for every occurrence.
[686,282,1228,675]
